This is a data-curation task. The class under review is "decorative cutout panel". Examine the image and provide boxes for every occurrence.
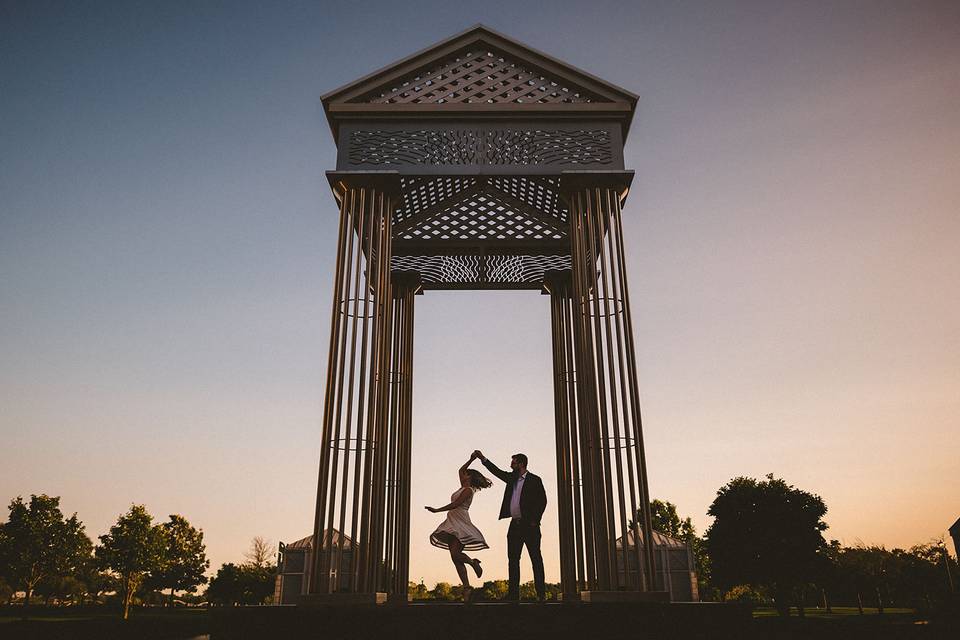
[353,48,603,105]
[391,254,571,288]
[399,189,564,242]
[488,176,566,222]
[349,129,612,167]
[397,177,478,226]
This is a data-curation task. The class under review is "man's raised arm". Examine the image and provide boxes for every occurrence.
[474,450,512,483]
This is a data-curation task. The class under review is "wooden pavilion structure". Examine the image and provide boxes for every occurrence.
[307,25,662,603]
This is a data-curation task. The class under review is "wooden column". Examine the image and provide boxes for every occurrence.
[546,271,582,599]
[385,272,419,601]
[565,182,658,596]
[308,183,397,601]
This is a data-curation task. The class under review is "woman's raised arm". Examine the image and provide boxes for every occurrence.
[458,452,477,486]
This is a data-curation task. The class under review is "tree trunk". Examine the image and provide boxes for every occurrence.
[856,592,863,615]
[122,578,131,620]
[796,586,805,618]
[876,586,883,614]
[821,587,831,613]
[169,587,175,607]
[21,584,32,620]
[774,585,790,617]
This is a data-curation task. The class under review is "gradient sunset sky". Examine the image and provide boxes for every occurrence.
[2,0,958,586]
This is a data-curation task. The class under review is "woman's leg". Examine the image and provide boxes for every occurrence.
[447,537,471,588]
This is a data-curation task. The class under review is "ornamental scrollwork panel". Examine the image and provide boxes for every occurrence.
[348,129,613,167]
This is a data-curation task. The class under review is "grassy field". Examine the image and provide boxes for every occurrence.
[753,605,917,618]
[0,604,954,640]
[0,607,209,639]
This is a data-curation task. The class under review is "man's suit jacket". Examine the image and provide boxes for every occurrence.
[481,458,547,525]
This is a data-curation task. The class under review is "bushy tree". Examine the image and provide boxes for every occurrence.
[706,474,828,615]
[431,581,454,601]
[146,514,209,605]
[95,505,164,619]
[634,498,711,598]
[207,563,243,605]
[826,542,958,613]
[645,499,695,539]
[240,563,276,605]
[408,579,431,600]
[481,579,509,601]
[206,561,275,605]
[0,495,92,609]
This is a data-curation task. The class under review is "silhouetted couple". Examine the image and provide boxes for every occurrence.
[424,450,547,603]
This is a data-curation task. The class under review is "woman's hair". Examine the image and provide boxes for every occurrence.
[466,469,493,490]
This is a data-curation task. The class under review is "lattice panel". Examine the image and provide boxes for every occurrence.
[354,48,602,105]
[391,255,479,284]
[488,177,566,223]
[486,254,571,283]
[391,254,571,287]
[400,190,565,242]
[397,177,478,226]
[349,129,612,167]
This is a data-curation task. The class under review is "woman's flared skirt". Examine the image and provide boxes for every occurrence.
[430,509,488,551]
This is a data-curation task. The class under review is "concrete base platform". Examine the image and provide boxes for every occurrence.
[299,592,387,606]
[210,601,752,640]
[580,590,671,603]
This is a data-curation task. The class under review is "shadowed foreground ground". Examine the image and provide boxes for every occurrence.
[1,604,958,640]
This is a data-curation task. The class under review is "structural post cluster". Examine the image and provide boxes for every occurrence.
[548,184,657,597]
[309,183,417,598]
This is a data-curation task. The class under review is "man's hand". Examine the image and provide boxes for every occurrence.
[473,450,485,461]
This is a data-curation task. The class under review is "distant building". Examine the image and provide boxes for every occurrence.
[274,530,354,605]
[950,517,960,561]
[616,529,700,602]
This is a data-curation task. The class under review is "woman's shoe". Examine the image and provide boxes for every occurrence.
[471,558,483,578]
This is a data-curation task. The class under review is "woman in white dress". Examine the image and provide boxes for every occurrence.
[425,452,492,601]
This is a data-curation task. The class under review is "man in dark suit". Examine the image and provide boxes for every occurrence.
[473,450,547,602]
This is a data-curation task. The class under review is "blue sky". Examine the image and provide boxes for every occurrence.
[2,0,958,584]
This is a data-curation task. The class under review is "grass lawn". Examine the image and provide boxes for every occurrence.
[753,605,917,618]
[0,607,209,639]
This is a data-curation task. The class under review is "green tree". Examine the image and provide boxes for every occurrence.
[206,563,242,605]
[705,474,828,616]
[79,558,117,604]
[95,505,164,619]
[408,579,431,600]
[206,562,275,606]
[0,495,91,611]
[481,579,509,601]
[431,581,453,601]
[648,499,691,538]
[239,563,275,604]
[634,498,711,598]
[146,514,209,605]
[519,580,538,600]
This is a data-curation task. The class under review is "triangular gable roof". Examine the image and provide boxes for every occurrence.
[283,529,353,551]
[322,25,638,136]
